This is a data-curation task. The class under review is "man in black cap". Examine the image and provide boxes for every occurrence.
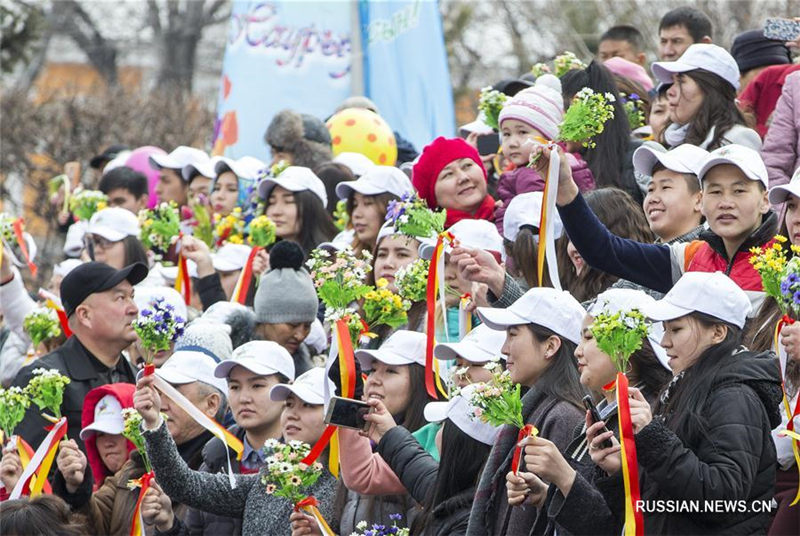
[12,261,147,450]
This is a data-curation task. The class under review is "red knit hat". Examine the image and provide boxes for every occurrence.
[412,137,486,209]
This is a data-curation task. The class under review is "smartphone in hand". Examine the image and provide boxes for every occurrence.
[324,396,371,431]
[582,395,613,449]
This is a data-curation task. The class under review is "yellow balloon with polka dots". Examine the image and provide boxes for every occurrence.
[326,108,398,166]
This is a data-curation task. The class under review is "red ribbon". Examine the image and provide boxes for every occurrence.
[301,424,337,467]
[143,363,155,376]
[129,471,155,536]
[616,373,644,536]
[177,252,191,305]
[294,495,318,512]
[233,246,260,305]
[12,218,37,276]
[336,319,356,399]
[424,234,446,399]
[511,424,535,474]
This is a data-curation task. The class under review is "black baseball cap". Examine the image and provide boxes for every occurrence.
[90,144,130,169]
[61,262,148,316]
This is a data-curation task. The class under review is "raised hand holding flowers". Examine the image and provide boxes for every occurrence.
[132,297,186,372]
[25,368,70,419]
[0,387,30,441]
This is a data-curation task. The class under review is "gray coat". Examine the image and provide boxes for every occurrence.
[144,421,337,536]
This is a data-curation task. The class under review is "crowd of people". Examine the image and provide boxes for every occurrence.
[1,5,800,536]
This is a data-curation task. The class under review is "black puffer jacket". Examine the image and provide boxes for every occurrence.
[615,350,782,535]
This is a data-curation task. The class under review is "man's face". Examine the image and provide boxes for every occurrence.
[78,280,138,345]
[188,176,212,202]
[256,322,311,355]
[161,382,217,445]
[598,39,645,66]
[106,188,148,214]
[154,168,187,206]
[658,25,694,61]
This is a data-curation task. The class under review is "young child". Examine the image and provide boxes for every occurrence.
[494,74,595,235]
[542,143,776,312]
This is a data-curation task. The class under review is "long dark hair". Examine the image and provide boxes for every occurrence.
[560,62,632,191]
[506,227,552,289]
[558,188,653,302]
[400,363,436,432]
[628,340,672,398]
[655,312,743,440]
[409,420,491,534]
[286,190,338,256]
[528,324,586,410]
[346,192,398,255]
[658,69,748,150]
[122,236,149,266]
[316,162,355,213]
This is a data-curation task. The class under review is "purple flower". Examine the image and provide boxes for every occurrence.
[388,513,402,521]
[793,290,800,305]
[630,93,640,101]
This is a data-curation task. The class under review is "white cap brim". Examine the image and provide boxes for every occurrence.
[423,401,449,422]
[212,256,243,272]
[434,341,495,363]
[355,348,419,369]
[651,60,696,85]
[149,153,180,170]
[155,367,196,385]
[269,384,323,405]
[88,224,127,242]
[79,418,124,440]
[258,177,326,206]
[459,118,494,136]
[632,144,697,177]
[215,357,286,379]
[475,307,528,331]
[769,183,800,205]
[698,156,767,187]
[642,300,694,323]
[335,179,388,200]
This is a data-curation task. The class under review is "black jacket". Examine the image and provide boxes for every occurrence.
[603,350,782,535]
[12,336,137,451]
[378,426,474,536]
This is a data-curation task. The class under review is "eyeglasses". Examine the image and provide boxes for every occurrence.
[85,235,117,250]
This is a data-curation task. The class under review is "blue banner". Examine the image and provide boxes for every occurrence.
[213,1,454,161]
[359,0,455,151]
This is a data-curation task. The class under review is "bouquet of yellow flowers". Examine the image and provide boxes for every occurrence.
[248,215,277,248]
[333,200,349,231]
[362,278,410,330]
[750,235,800,316]
[213,207,246,246]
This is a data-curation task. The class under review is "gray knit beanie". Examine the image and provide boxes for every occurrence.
[174,321,233,362]
[254,241,319,324]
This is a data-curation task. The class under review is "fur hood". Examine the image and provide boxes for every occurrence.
[264,109,332,170]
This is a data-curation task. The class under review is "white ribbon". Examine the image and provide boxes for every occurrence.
[151,376,237,488]
[542,145,562,291]
[9,417,67,499]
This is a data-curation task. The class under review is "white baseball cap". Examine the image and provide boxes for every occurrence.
[181,155,218,182]
[214,340,295,381]
[419,219,504,260]
[53,258,84,278]
[632,143,708,178]
[79,394,124,440]
[434,323,507,363]
[642,271,751,329]
[502,191,563,242]
[63,220,89,257]
[133,286,188,326]
[696,144,768,188]
[768,167,800,205]
[459,112,494,136]
[587,288,669,370]
[88,207,141,242]
[355,330,427,369]
[332,152,377,177]
[477,287,585,344]
[304,318,328,354]
[269,367,333,405]
[102,150,133,176]
[156,350,229,395]
[214,156,266,181]
[424,384,501,445]
[651,43,740,91]
[158,260,198,282]
[212,243,252,272]
[257,166,328,206]
[335,166,414,200]
[149,146,210,173]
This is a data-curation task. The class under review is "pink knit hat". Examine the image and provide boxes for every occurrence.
[412,137,486,210]
[498,74,564,140]
[603,57,654,92]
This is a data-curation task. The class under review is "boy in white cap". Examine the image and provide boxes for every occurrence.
[149,146,209,207]
[542,143,776,312]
